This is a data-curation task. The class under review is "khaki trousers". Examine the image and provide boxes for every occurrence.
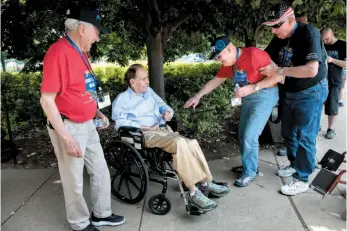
[143,127,213,188]
[48,119,111,230]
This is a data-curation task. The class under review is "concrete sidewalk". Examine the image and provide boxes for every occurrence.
[1,97,346,231]
[2,150,346,231]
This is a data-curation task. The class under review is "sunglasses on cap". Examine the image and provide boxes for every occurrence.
[271,20,285,29]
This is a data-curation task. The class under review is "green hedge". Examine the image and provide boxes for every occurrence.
[1,63,237,139]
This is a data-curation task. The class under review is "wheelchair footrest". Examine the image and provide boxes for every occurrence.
[310,168,337,196]
[187,205,206,215]
[319,149,345,171]
[212,180,228,187]
[207,192,221,199]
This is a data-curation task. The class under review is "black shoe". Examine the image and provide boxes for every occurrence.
[72,224,99,231]
[230,166,259,175]
[91,213,125,227]
[339,101,344,107]
[324,129,336,139]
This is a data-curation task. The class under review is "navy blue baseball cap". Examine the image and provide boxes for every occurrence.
[209,35,231,60]
[66,7,107,33]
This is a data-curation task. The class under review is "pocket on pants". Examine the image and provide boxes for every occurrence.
[64,120,78,134]
[300,86,319,96]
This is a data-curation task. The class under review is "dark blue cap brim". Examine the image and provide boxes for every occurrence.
[209,51,221,60]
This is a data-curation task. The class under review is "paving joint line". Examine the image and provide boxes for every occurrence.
[1,169,58,226]
[272,150,310,231]
[138,197,147,231]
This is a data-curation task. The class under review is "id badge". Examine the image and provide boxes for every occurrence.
[233,70,248,86]
[97,92,111,109]
[231,97,242,107]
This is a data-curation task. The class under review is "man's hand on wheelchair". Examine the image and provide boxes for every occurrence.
[162,110,172,121]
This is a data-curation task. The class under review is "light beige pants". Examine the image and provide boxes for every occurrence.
[48,119,111,230]
[143,127,213,188]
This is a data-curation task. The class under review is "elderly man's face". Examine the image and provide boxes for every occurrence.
[322,31,334,45]
[79,24,100,52]
[130,68,149,94]
[271,17,296,39]
[215,45,237,67]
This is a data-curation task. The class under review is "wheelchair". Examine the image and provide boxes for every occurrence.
[103,122,226,216]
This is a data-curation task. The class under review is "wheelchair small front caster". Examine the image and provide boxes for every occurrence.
[148,194,171,215]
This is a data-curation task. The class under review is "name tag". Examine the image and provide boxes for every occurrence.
[231,97,242,107]
[97,92,111,109]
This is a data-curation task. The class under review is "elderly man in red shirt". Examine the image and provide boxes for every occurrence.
[40,7,124,231]
[185,35,283,187]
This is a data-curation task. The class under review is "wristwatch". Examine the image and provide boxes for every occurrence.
[278,67,284,76]
[254,84,260,93]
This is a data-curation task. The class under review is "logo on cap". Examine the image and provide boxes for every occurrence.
[215,40,226,51]
[268,10,275,16]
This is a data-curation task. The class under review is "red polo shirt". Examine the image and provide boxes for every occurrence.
[216,47,271,83]
[41,38,97,122]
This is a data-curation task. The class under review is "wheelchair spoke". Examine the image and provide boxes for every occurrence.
[124,178,133,199]
[117,176,124,192]
[127,176,141,192]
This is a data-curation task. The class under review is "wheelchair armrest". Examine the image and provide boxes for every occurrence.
[166,120,177,132]
[118,126,142,133]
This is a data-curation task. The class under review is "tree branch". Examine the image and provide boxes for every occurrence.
[167,12,193,34]
[149,0,161,24]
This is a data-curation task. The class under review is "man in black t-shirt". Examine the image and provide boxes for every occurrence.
[320,28,346,139]
[277,11,310,158]
[259,2,329,196]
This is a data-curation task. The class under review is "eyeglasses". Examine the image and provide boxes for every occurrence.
[271,20,285,29]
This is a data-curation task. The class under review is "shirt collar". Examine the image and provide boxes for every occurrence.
[127,87,148,99]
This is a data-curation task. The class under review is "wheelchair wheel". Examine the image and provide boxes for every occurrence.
[148,194,171,215]
[105,140,149,204]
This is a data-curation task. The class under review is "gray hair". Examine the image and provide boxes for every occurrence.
[64,18,93,32]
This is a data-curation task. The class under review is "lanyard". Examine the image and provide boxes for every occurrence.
[233,48,246,86]
[65,36,101,90]
[234,47,240,72]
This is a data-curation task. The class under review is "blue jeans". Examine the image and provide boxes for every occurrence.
[239,87,279,177]
[282,79,329,182]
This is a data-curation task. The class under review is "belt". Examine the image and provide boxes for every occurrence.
[47,114,68,130]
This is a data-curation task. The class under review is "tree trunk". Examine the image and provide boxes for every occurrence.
[146,32,165,99]
[244,30,257,47]
[1,87,13,142]
[1,52,6,72]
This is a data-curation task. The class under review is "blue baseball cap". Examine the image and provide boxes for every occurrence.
[209,35,231,60]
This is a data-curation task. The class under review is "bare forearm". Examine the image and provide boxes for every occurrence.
[40,97,72,141]
[331,59,347,68]
[283,65,318,78]
[196,78,226,98]
[95,109,104,118]
[257,75,282,90]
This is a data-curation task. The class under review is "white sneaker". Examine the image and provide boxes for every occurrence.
[277,166,297,177]
[280,178,309,196]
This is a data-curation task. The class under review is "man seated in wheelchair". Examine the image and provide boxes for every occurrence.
[112,64,230,212]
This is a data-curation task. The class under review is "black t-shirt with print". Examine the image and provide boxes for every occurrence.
[324,39,346,86]
[265,22,327,92]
